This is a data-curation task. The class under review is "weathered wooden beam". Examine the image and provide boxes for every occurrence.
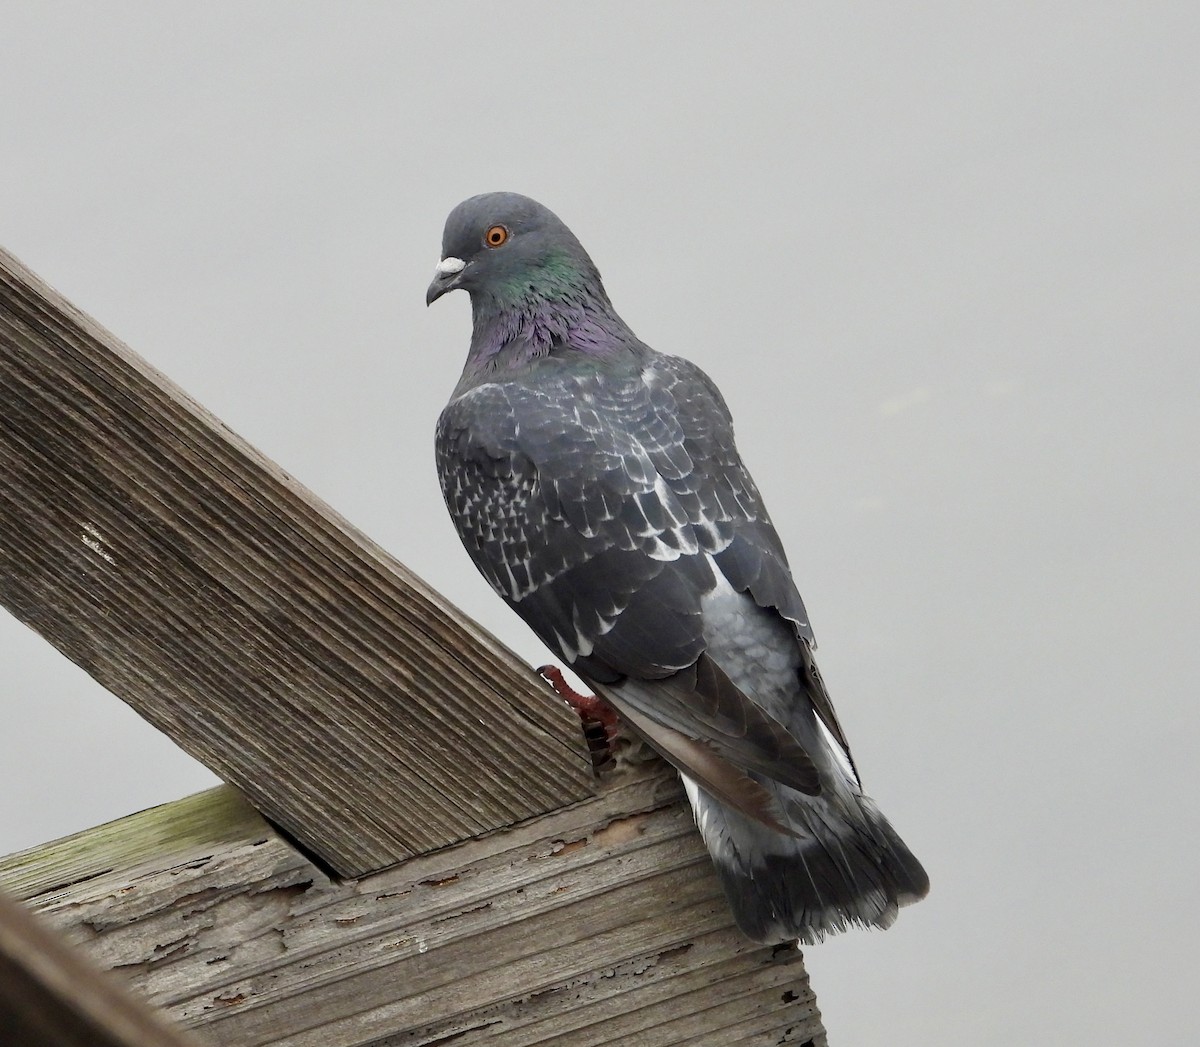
[0,766,827,1047]
[0,885,204,1047]
[0,246,593,877]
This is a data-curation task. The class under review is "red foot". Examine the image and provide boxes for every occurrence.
[537,666,618,728]
[537,665,621,770]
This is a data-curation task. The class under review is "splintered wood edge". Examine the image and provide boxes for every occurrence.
[0,887,203,1047]
[0,245,594,875]
[1,765,827,1047]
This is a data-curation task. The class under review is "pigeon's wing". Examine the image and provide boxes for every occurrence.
[437,364,718,680]
[653,355,859,774]
[436,358,837,806]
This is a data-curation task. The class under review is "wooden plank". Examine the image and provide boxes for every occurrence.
[0,789,264,903]
[0,765,827,1047]
[0,886,205,1047]
[0,245,594,876]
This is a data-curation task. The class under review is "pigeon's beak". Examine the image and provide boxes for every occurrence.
[426,256,467,306]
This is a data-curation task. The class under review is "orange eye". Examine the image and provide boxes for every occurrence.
[484,224,509,248]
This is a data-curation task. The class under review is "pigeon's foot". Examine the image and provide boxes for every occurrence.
[537,665,620,772]
[537,665,618,728]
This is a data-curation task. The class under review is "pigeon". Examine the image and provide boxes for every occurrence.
[428,192,929,944]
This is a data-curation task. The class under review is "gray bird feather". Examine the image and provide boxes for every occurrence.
[429,192,929,943]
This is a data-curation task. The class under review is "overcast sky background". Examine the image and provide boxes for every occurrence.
[2,3,1197,1044]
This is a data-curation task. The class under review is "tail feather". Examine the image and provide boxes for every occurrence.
[683,776,929,944]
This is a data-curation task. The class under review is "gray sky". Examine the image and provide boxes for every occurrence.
[2,3,1197,1043]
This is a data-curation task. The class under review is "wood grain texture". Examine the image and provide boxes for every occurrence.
[0,245,594,876]
[0,766,827,1047]
[0,886,204,1047]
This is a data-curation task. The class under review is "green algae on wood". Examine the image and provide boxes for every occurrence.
[0,787,265,902]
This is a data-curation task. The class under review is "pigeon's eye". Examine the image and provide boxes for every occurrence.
[484,225,509,248]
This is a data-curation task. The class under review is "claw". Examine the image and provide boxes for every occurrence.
[537,665,621,771]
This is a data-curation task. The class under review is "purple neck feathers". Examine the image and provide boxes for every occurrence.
[459,277,639,385]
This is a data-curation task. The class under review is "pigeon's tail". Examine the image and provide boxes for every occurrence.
[682,775,929,945]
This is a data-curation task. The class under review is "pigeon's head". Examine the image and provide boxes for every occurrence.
[426,192,601,308]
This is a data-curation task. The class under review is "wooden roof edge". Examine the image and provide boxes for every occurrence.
[3,763,827,1047]
[0,244,594,877]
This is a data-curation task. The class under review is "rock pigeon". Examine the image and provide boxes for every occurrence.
[428,192,929,944]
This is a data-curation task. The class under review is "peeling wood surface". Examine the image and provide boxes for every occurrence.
[0,885,203,1047]
[1,766,827,1047]
[0,245,593,877]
